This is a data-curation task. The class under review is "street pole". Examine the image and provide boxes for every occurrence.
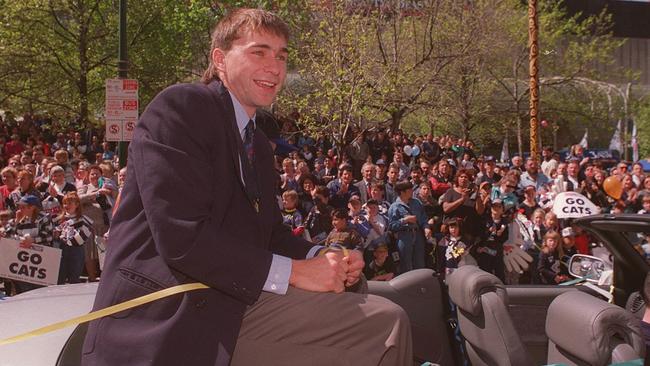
[117,0,128,168]
[528,0,540,161]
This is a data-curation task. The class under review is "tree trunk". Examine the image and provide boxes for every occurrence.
[77,3,90,127]
[389,108,405,132]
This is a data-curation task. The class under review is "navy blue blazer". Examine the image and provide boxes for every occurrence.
[82,80,314,366]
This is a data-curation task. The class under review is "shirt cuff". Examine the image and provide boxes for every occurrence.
[263,254,292,295]
[306,245,325,259]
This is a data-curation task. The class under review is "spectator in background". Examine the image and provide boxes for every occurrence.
[318,155,338,185]
[7,171,41,212]
[303,185,333,244]
[519,158,549,191]
[54,192,94,284]
[297,173,316,216]
[385,163,400,203]
[51,133,68,152]
[475,156,501,186]
[363,241,396,281]
[392,152,409,180]
[354,162,376,204]
[280,190,304,236]
[54,149,75,184]
[442,169,485,243]
[2,194,54,293]
[4,134,25,160]
[388,181,424,274]
[280,158,299,192]
[430,159,453,199]
[0,167,19,210]
[327,165,359,209]
[510,155,524,172]
[325,208,363,250]
[101,141,115,161]
[538,230,567,285]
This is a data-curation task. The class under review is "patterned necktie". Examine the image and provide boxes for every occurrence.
[243,119,255,164]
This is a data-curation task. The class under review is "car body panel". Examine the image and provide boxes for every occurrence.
[0,283,97,366]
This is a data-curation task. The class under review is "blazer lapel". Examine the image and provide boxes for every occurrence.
[206,80,245,191]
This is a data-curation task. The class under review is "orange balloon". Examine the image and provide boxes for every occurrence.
[603,176,623,199]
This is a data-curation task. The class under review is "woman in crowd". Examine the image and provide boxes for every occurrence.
[78,164,111,282]
[0,166,19,210]
[54,192,94,284]
[7,170,41,212]
[441,169,485,244]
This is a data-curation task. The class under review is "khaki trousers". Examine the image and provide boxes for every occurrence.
[231,287,413,366]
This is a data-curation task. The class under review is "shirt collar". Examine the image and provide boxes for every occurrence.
[228,91,256,139]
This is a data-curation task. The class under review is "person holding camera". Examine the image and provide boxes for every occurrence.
[304,185,334,244]
[441,169,486,245]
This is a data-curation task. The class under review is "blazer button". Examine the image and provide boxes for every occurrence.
[195,299,207,308]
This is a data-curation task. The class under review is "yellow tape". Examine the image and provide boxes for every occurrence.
[0,282,209,346]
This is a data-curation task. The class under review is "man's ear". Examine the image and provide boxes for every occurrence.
[212,48,226,73]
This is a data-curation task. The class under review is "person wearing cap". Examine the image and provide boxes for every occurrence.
[437,217,469,279]
[363,240,396,281]
[388,181,425,273]
[2,194,54,293]
[561,227,578,264]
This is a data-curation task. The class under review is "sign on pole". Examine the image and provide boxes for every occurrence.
[105,78,138,142]
[0,239,62,286]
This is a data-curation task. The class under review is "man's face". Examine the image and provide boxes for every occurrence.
[341,170,353,185]
[526,160,538,175]
[32,150,43,163]
[512,156,522,167]
[568,162,578,177]
[213,30,288,117]
[439,162,449,175]
[362,166,374,181]
[387,168,398,182]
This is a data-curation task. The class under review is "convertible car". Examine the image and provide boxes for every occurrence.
[1,214,648,365]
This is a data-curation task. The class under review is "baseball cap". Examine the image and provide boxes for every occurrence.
[18,195,42,208]
[561,227,575,237]
[491,198,503,206]
[376,159,386,166]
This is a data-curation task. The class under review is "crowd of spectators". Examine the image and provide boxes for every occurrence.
[0,115,125,295]
[270,123,650,286]
[2,111,650,296]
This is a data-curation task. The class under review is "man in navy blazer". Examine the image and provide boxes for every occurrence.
[82,8,411,366]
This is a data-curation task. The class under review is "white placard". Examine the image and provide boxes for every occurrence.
[105,78,139,142]
[552,191,601,219]
[0,239,62,286]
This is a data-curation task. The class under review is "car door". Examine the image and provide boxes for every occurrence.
[506,214,650,366]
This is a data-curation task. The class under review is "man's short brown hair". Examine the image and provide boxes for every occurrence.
[202,8,290,83]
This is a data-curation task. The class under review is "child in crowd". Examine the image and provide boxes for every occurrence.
[437,217,469,279]
[475,199,508,282]
[54,192,94,284]
[281,190,304,236]
[363,199,387,249]
[639,196,650,215]
[325,208,363,250]
[561,227,579,260]
[363,241,396,281]
[348,197,371,240]
[280,158,299,192]
[538,231,568,284]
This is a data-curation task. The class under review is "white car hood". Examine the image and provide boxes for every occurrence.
[0,283,98,366]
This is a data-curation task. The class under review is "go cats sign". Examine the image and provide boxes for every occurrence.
[0,239,61,286]
[552,191,601,219]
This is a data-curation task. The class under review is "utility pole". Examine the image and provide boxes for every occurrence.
[528,0,540,161]
[117,0,128,168]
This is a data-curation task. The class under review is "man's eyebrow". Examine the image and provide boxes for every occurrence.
[250,43,289,53]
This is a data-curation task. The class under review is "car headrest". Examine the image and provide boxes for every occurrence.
[447,266,507,317]
[546,291,645,365]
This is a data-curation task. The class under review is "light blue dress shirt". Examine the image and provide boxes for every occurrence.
[229,92,322,295]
